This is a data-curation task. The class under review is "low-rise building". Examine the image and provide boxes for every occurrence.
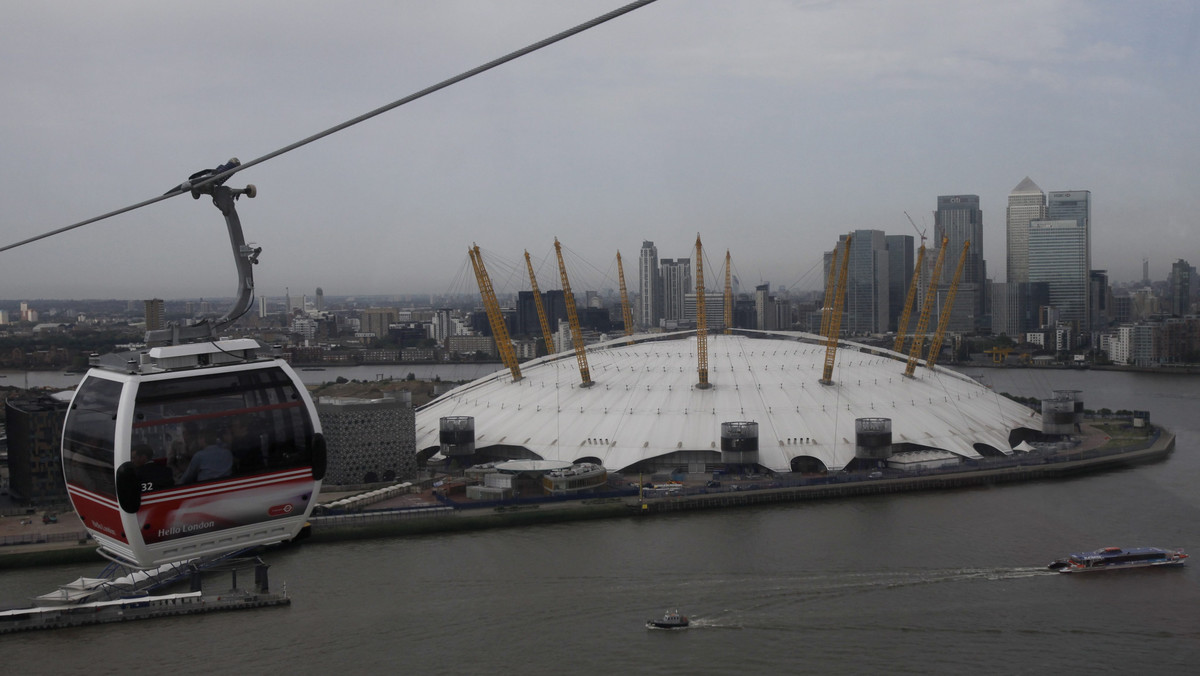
[317,394,416,485]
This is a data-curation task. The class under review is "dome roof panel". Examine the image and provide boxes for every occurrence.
[416,332,1037,473]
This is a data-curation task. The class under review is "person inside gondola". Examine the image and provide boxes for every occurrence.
[230,418,266,473]
[178,427,234,483]
[170,421,202,480]
[132,443,175,491]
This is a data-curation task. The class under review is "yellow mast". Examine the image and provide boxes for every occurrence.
[616,251,635,339]
[468,245,521,382]
[820,234,852,385]
[904,236,950,377]
[524,250,556,356]
[554,238,593,387]
[892,243,926,353]
[819,249,839,337]
[723,250,733,335]
[695,235,710,388]
[925,240,970,369]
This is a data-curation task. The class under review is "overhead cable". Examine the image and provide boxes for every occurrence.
[0,0,660,254]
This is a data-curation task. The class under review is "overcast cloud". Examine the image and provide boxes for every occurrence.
[2,0,1197,301]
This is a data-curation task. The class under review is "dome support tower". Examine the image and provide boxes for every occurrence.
[555,238,593,387]
[893,242,926,354]
[617,251,635,341]
[695,235,711,389]
[524,250,557,356]
[469,245,521,382]
[904,237,949,378]
[925,240,970,369]
[820,234,852,385]
[723,250,733,335]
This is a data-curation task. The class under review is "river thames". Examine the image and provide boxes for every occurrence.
[2,368,1198,673]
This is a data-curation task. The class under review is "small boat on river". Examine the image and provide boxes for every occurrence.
[646,609,689,629]
[1047,546,1187,573]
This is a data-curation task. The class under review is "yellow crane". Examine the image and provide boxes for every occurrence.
[695,235,710,388]
[892,242,926,353]
[903,236,949,377]
[616,251,635,340]
[984,346,1013,364]
[723,250,733,334]
[554,238,593,387]
[524,250,556,356]
[925,240,970,369]
[468,245,521,381]
[820,234,852,385]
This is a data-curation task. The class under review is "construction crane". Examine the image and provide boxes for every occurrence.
[468,245,521,382]
[892,242,926,353]
[903,236,949,377]
[904,211,927,247]
[616,251,635,340]
[524,250,556,356]
[695,235,710,389]
[894,210,929,352]
[820,234,852,385]
[723,250,733,335]
[925,240,970,369]
[554,238,593,387]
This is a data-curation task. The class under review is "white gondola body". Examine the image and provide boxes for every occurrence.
[62,342,324,568]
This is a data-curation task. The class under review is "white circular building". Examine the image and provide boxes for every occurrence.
[414,331,1041,474]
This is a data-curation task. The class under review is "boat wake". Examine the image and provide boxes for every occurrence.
[679,566,1058,615]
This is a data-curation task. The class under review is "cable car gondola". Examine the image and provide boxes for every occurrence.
[61,163,325,568]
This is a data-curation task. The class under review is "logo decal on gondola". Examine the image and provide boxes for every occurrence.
[268,504,295,516]
[156,521,217,539]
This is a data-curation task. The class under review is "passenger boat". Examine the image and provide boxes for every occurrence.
[646,609,689,629]
[1047,546,1187,573]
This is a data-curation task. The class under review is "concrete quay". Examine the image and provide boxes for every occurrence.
[304,422,1174,538]
[0,422,1175,566]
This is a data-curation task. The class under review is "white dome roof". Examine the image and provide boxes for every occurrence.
[414,331,1039,473]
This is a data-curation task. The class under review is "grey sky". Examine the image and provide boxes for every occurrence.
[2,1,1197,301]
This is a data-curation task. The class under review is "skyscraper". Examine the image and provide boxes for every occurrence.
[431,308,455,342]
[1029,219,1089,335]
[144,298,164,331]
[1006,177,1046,284]
[1089,270,1110,332]
[755,283,777,330]
[1169,259,1191,316]
[884,235,914,332]
[361,307,399,340]
[660,258,692,323]
[1047,190,1091,231]
[637,241,661,329]
[992,281,1050,338]
[828,230,889,334]
[516,289,566,337]
[934,195,985,333]
[1045,189,1091,332]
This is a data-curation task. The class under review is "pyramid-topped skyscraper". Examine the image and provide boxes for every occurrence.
[1006,177,1046,284]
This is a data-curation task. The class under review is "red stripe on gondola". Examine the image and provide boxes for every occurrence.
[140,468,314,505]
[65,487,128,543]
[131,400,304,429]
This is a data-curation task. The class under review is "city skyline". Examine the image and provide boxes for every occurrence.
[2,1,1197,299]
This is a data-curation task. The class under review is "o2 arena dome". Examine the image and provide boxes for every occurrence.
[414,330,1041,474]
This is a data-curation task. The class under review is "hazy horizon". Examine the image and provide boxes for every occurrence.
[3,1,1196,299]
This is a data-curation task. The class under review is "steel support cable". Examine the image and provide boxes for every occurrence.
[1,0,660,254]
